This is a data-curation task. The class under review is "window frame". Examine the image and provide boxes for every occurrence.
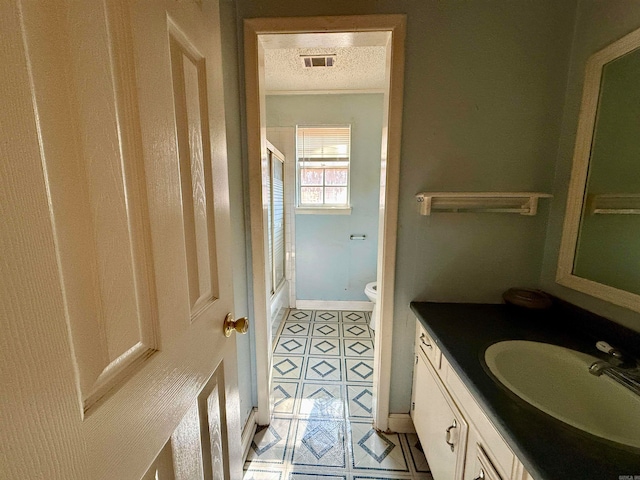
[295,125,352,213]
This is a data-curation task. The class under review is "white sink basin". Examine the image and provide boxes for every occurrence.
[485,340,640,448]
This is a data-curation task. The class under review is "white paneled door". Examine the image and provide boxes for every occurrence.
[0,1,242,479]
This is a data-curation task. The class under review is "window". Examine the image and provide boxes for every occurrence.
[296,125,351,208]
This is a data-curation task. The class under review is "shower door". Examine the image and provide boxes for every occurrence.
[268,145,286,295]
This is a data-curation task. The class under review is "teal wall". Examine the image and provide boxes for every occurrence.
[541,1,640,332]
[235,0,577,414]
[266,94,384,301]
[226,0,640,428]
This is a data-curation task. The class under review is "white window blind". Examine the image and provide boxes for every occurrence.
[296,125,351,207]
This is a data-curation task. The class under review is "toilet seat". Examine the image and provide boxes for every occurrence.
[364,281,378,332]
[365,281,377,298]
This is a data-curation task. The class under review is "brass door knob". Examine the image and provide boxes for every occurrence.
[223,313,249,337]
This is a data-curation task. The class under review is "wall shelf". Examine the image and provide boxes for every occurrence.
[586,193,640,215]
[415,192,553,216]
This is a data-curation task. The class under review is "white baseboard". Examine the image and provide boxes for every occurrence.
[387,413,416,434]
[295,300,374,311]
[241,408,258,462]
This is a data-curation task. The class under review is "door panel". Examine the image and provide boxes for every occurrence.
[169,30,220,314]
[143,363,229,480]
[202,380,226,480]
[54,0,160,413]
[1,1,242,479]
[143,442,176,480]
[172,402,207,480]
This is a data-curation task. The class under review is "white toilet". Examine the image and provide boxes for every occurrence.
[364,281,378,331]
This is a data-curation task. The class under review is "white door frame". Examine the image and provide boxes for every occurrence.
[244,14,406,430]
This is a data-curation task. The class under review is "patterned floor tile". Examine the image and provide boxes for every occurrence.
[290,474,347,480]
[288,310,314,322]
[305,357,342,382]
[314,310,340,322]
[283,322,311,337]
[342,323,371,339]
[312,323,340,338]
[309,338,341,356]
[342,311,368,323]
[347,384,374,418]
[273,356,304,380]
[345,358,374,382]
[247,417,292,465]
[292,419,346,467]
[403,434,431,474]
[275,336,308,355]
[244,468,284,480]
[352,475,415,480]
[298,383,344,418]
[272,381,299,414]
[247,310,431,480]
[344,339,374,358]
[350,422,408,472]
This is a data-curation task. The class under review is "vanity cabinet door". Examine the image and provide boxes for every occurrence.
[412,354,468,480]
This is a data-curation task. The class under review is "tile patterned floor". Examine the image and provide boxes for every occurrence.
[245,309,433,480]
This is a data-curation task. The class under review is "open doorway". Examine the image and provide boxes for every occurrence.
[245,15,406,432]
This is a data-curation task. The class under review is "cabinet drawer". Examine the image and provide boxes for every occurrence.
[415,320,441,370]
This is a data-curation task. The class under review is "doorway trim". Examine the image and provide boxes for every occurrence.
[244,14,406,430]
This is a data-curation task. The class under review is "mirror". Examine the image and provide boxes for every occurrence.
[558,26,640,313]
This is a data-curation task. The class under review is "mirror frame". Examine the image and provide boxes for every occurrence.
[557,25,640,313]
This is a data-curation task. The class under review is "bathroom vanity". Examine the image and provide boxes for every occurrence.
[410,301,640,480]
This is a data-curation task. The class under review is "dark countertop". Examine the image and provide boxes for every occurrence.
[410,301,640,480]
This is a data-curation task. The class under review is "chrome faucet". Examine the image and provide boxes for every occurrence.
[589,341,640,397]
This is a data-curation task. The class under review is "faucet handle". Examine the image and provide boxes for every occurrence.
[596,341,623,359]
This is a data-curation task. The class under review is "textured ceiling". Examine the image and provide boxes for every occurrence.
[264,45,387,93]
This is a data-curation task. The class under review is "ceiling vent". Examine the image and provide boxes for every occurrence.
[301,55,336,68]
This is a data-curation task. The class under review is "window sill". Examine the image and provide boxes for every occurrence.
[295,206,352,215]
